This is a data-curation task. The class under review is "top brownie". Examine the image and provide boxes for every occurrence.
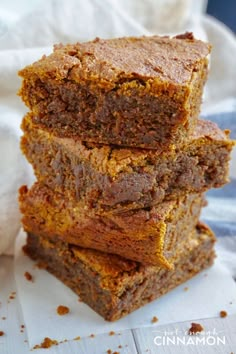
[19,33,211,148]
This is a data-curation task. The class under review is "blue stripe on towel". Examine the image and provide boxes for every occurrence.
[202,219,236,237]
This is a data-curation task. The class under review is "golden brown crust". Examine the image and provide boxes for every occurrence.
[19,34,211,87]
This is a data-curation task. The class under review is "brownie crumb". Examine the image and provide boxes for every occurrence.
[106,351,119,354]
[118,345,122,349]
[24,271,33,282]
[90,334,95,338]
[21,325,25,329]
[0,331,5,336]
[151,316,158,323]
[33,337,58,349]
[109,331,115,336]
[59,339,68,343]
[57,305,70,316]
[184,287,189,291]
[2,317,6,320]
[74,336,81,341]
[188,323,204,335]
[220,310,227,318]
[9,291,16,300]
[175,32,194,40]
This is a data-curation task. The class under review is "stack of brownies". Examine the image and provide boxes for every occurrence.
[18,33,234,321]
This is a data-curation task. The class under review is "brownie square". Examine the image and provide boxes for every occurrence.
[19,33,210,149]
[23,223,215,321]
[21,116,234,212]
[19,182,204,267]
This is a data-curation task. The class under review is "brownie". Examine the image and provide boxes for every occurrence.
[18,33,210,149]
[23,223,216,321]
[19,183,204,267]
[21,116,234,211]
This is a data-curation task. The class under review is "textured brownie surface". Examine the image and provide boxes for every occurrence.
[19,33,210,148]
[21,116,234,211]
[19,182,204,267]
[23,223,216,321]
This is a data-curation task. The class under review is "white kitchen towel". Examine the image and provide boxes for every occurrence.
[0,0,235,269]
